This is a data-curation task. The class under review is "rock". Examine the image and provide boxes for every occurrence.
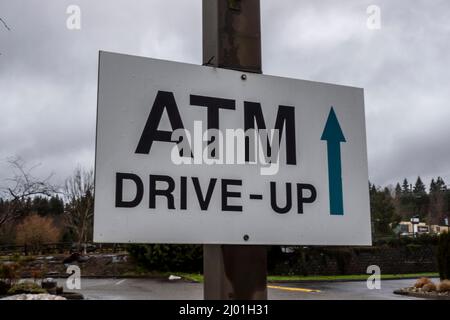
[2,294,66,300]
[422,282,437,292]
[168,275,181,281]
[41,278,57,290]
[46,287,57,295]
[437,280,450,292]
[414,277,431,288]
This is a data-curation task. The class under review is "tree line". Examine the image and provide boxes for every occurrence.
[370,176,450,238]
[1,156,449,249]
[0,157,93,251]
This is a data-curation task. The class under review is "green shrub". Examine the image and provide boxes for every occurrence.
[127,244,203,273]
[437,232,450,280]
[374,234,438,247]
[405,244,422,253]
[7,281,46,295]
[322,248,353,274]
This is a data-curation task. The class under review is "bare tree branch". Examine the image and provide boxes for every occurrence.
[64,167,94,250]
[0,156,58,228]
[0,18,11,31]
[0,17,11,55]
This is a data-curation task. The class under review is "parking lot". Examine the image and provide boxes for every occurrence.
[60,278,424,300]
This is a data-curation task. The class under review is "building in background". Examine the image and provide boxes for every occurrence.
[395,221,449,237]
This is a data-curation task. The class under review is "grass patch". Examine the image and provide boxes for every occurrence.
[268,273,439,282]
[120,270,204,282]
[0,254,32,261]
[175,273,203,282]
[173,272,439,283]
[121,270,162,277]
[121,266,165,277]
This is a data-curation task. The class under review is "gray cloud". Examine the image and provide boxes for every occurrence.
[261,0,450,187]
[0,0,449,189]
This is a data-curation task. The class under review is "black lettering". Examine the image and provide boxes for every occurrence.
[149,174,175,209]
[115,172,143,208]
[190,95,235,130]
[135,91,185,154]
[180,176,187,210]
[270,182,292,214]
[191,95,235,158]
[192,177,217,210]
[221,179,242,212]
[297,183,317,214]
[244,102,296,165]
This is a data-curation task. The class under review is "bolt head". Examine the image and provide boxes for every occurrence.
[241,74,247,80]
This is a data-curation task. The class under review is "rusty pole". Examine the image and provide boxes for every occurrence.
[202,0,267,300]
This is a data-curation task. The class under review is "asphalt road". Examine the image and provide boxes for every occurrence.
[56,278,429,300]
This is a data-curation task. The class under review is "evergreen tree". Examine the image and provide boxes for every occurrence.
[32,196,49,216]
[369,182,377,195]
[394,183,402,198]
[429,177,448,225]
[370,185,399,238]
[436,177,447,192]
[396,178,415,218]
[392,182,404,220]
[412,176,429,220]
[430,179,437,193]
[48,196,64,216]
[401,178,410,194]
[413,176,426,194]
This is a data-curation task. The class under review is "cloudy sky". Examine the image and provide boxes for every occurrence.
[0,0,449,189]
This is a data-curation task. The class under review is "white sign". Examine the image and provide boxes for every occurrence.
[94,51,371,245]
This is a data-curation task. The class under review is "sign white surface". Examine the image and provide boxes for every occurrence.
[94,51,371,245]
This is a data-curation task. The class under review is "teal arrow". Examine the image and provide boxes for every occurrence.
[321,107,346,215]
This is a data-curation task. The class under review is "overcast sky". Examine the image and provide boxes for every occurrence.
[0,0,449,190]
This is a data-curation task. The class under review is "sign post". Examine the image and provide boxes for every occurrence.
[202,0,267,300]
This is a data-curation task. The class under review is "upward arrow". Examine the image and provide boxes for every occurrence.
[321,107,346,215]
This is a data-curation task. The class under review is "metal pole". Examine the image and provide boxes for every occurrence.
[202,0,267,300]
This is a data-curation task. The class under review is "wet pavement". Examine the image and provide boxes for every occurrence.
[268,278,426,300]
[56,278,432,300]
